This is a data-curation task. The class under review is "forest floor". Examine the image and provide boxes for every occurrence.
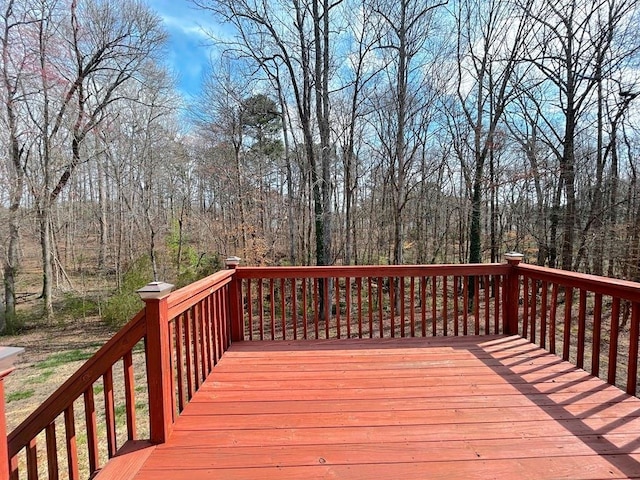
[1,315,115,431]
[1,238,120,432]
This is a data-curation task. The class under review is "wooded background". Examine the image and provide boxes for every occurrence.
[2,0,640,330]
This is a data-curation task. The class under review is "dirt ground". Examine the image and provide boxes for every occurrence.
[1,316,115,432]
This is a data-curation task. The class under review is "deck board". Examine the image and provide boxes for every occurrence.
[132,335,640,479]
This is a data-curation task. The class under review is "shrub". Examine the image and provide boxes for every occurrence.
[102,256,151,328]
[176,252,222,287]
[56,292,100,321]
[167,221,222,288]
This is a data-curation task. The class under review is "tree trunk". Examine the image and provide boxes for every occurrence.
[3,214,19,329]
[38,208,54,317]
[98,156,108,270]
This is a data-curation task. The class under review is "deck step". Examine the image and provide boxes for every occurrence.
[92,440,156,480]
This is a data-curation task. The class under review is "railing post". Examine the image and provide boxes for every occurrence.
[226,257,243,342]
[504,253,524,335]
[0,346,24,480]
[137,281,174,444]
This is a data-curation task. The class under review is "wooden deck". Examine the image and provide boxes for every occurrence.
[124,335,640,479]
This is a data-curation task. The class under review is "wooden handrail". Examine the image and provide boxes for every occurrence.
[8,310,146,457]
[516,264,640,303]
[166,270,235,319]
[236,263,510,279]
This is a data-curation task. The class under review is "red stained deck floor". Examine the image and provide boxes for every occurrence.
[129,335,640,479]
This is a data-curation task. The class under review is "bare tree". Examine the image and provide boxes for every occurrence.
[369,0,448,266]
[0,0,36,329]
[454,0,534,268]
[195,0,338,266]
[22,0,165,315]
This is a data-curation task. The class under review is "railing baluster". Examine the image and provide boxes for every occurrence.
[258,280,264,340]
[346,277,352,339]
[324,278,330,339]
[184,310,194,400]
[176,315,185,411]
[168,320,177,421]
[193,306,202,390]
[220,287,228,348]
[400,277,406,337]
[357,277,363,338]
[430,277,437,336]
[280,278,286,340]
[27,438,38,480]
[549,283,559,354]
[205,295,214,373]
[217,290,224,358]
[627,302,640,395]
[123,350,137,440]
[562,287,574,361]
[10,454,18,480]
[83,387,99,474]
[453,276,460,336]
[530,279,537,343]
[577,289,587,369]
[483,275,489,334]
[522,276,529,339]
[421,277,427,337]
[302,278,308,339]
[368,277,374,338]
[410,277,416,337]
[400,277,406,338]
[46,422,59,480]
[592,293,603,377]
[474,276,480,335]
[501,274,508,334]
[270,279,276,340]
[540,281,548,349]
[390,277,396,338]
[494,276,501,335]
[216,289,223,356]
[463,276,469,336]
[367,277,373,338]
[443,276,448,336]
[608,297,621,385]
[103,367,117,458]
[314,278,319,339]
[199,301,207,382]
[377,277,383,338]
[336,277,341,339]
[246,279,253,341]
[64,405,79,480]
[292,279,298,340]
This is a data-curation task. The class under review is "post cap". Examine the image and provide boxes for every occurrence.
[0,346,24,374]
[225,256,241,268]
[136,281,174,300]
[504,252,524,263]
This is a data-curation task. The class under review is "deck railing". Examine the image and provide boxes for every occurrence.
[4,256,640,479]
[513,263,640,395]
[6,268,235,480]
[235,264,513,340]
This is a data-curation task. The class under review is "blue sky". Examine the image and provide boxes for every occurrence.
[148,0,220,99]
